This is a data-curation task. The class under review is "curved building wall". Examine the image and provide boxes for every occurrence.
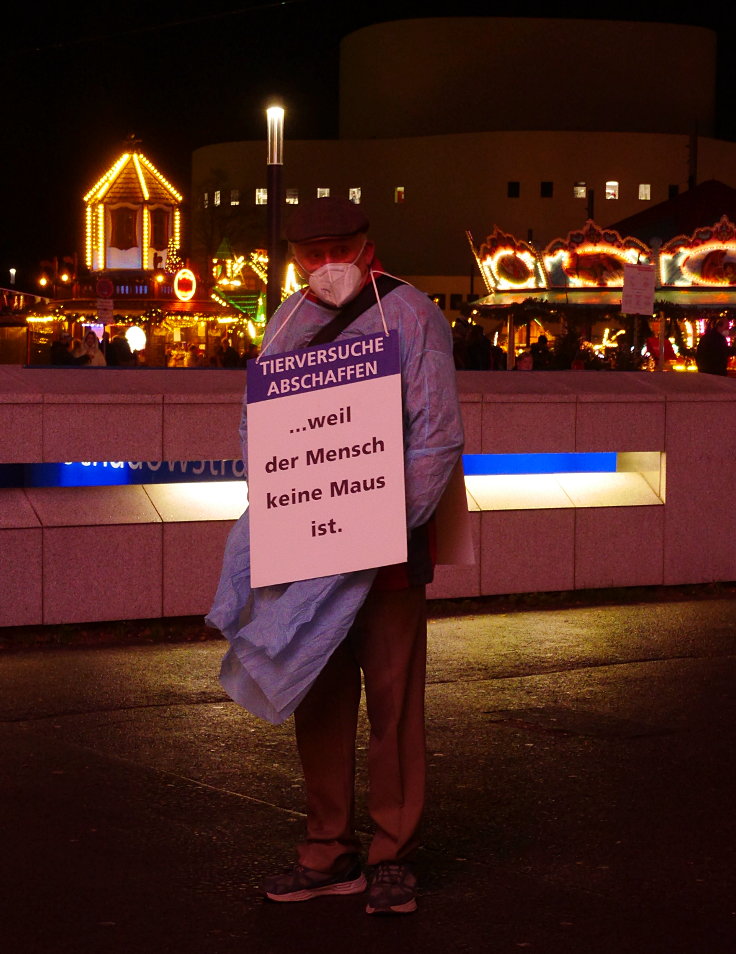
[339,18,716,140]
[192,131,736,278]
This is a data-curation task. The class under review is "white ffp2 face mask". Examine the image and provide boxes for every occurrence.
[306,242,366,307]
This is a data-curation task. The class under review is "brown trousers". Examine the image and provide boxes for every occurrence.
[294,584,427,872]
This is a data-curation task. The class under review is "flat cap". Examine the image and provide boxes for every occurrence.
[285,196,369,244]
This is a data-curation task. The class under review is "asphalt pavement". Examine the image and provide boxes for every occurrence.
[1,592,735,954]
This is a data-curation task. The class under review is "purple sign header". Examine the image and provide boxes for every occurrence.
[247,331,399,404]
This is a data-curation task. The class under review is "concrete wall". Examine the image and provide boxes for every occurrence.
[2,366,735,628]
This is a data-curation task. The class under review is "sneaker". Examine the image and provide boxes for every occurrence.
[365,862,417,915]
[263,857,366,902]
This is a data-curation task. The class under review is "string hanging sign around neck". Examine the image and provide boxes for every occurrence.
[245,330,407,588]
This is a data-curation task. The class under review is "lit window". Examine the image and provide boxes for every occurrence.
[317,187,330,198]
[638,184,651,201]
[605,180,619,200]
[286,188,299,205]
[349,187,362,204]
[573,181,587,199]
[394,186,405,203]
[203,193,209,209]
[540,181,553,198]
[214,190,221,206]
[255,188,268,206]
[230,189,240,206]
[507,181,520,198]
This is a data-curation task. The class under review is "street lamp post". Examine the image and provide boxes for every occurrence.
[266,104,285,322]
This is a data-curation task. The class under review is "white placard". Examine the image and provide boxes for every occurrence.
[247,331,407,587]
[96,298,114,324]
[621,263,656,316]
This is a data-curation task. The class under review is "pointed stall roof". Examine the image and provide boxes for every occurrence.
[84,151,183,205]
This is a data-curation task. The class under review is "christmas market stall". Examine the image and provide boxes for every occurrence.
[16,140,272,367]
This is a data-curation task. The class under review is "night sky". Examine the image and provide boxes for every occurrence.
[3,2,736,288]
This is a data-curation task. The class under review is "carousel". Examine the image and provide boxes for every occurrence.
[464,214,736,372]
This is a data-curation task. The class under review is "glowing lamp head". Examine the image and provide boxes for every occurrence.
[126,325,147,353]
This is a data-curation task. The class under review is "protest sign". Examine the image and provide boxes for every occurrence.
[246,331,407,587]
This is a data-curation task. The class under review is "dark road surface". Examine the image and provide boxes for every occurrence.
[1,595,734,953]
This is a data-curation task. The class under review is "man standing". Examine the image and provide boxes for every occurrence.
[696,317,734,375]
[207,196,464,915]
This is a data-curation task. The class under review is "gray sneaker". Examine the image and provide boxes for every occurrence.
[263,857,366,902]
[365,862,417,914]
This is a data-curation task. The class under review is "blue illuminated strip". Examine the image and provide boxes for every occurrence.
[462,453,617,476]
[0,461,246,488]
[0,453,617,488]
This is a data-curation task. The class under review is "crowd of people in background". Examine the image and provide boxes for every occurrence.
[48,316,736,376]
[451,315,736,375]
[49,330,260,369]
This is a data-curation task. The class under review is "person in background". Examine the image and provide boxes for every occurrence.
[464,323,492,369]
[239,341,260,366]
[50,331,90,366]
[531,334,553,370]
[216,335,240,367]
[106,334,136,367]
[83,331,107,366]
[514,350,534,370]
[696,317,735,376]
[451,316,472,369]
[186,343,204,367]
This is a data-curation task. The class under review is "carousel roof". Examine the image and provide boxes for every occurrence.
[84,144,183,206]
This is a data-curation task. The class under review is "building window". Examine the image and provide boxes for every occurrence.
[605,180,619,200]
[150,209,167,249]
[507,181,520,198]
[450,293,464,311]
[317,187,330,198]
[286,188,299,205]
[540,181,553,198]
[573,181,587,199]
[668,184,679,199]
[638,184,651,201]
[203,193,209,209]
[430,294,446,309]
[110,208,138,250]
[394,186,405,203]
[214,190,221,207]
[230,189,240,206]
[255,188,268,205]
[349,187,362,204]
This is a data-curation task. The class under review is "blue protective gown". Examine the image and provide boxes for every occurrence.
[206,274,464,723]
